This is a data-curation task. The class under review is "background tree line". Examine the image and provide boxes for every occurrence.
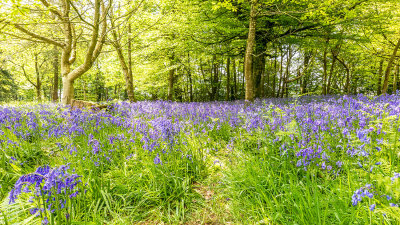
[0,0,399,103]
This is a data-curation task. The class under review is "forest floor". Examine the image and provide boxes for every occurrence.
[1,95,400,224]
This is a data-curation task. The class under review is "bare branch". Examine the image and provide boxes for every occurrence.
[92,0,110,61]
[8,60,37,88]
[1,31,48,44]
[12,24,65,47]
[39,0,64,20]
[69,1,95,28]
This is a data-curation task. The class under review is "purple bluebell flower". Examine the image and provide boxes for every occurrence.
[154,154,162,165]
[370,204,376,211]
[352,184,374,206]
[42,217,49,225]
[391,172,400,182]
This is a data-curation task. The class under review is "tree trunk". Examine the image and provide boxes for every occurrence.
[127,24,136,101]
[327,50,338,95]
[284,46,291,98]
[382,38,400,94]
[232,57,237,99]
[277,50,283,97]
[62,77,74,104]
[168,54,176,101]
[52,47,59,102]
[253,45,266,99]
[211,55,219,101]
[188,52,193,102]
[345,67,351,94]
[34,54,42,102]
[244,0,257,102]
[377,59,383,95]
[112,24,135,102]
[260,60,265,97]
[226,57,231,101]
[397,62,400,93]
[265,58,271,97]
[36,85,41,102]
[242,59,245,99]
[394,61,399,93]
[322,47,328,95]
[333,54,351,94]
[299,50,311,94]
[273,48,277,97]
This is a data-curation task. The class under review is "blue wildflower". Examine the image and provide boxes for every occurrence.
[154,154,162,165]
[370,204,376,211]
[352,184,374,206]
[42,217,49,225]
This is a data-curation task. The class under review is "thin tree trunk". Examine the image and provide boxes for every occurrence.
[127,24,135,101]
[397,62,400,93]
[265,58,271,97]
[273,48,277,97]
[333,54,351,94]
[242,59,245,99]
[34,54,42,102]
[112,24,135,102]
[188,52,193,102]
[260,59,265,97]
[280,49,286,98]
[233,57,237,99]
[277,50,283,97]
[382,38,400,94]
[226,57,231,101]
[322,47,328,95]
[377,59,383,95]
[253,44,266,98]
[52,47,59,102]
[284,45,291,98]
[211,55,219,100]
[244,0,257,102]
[394,61,399,93]
[168,54,176,101]
[299,50,311,94]
[327,50,338,95]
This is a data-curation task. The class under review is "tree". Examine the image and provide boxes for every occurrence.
[382,38,400,94]
[109,0,145,102]
[244,0,258,102]
[1,0,110,104]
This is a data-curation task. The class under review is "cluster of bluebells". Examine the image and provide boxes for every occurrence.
[351,183,400,213]
[9,165,82,222]
[391,172,400,182]
[0,96,398,173]
[351,184,374,206]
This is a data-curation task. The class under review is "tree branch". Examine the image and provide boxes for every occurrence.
[39,0,64,20]
[69,1,95,28]
[12,24,65,47]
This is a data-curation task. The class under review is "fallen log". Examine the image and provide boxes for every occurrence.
[70,99,112,111]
